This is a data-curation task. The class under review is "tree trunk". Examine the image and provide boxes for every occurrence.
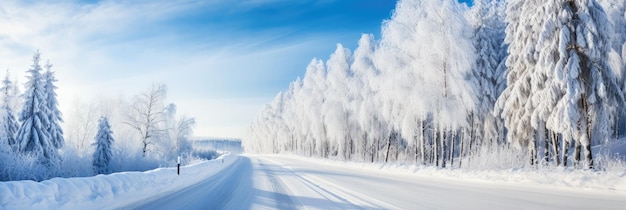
[349,135,354,160]
[563,139,570,167]
[142,141,148,157]
[468,126,475,161]
[441,128,447,168]
[584,142,593,169]
[615,114,620,140]
[459,129,465,168]
[574,137,581,167]
[552,131,560,166]
[363,133,367,161]
[414,136,419,163]
[529,136,537,166]
[581,96,594,169]
[371,141,375,163]
[421,119,426,164]
[385,134,392,163]
[375,137,380,162]
[395,133,400,161]
[543,129,550,165]
[434,126,439,167]
[450,130,455,168]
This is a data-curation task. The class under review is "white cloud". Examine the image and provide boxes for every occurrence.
[0,0,365,138]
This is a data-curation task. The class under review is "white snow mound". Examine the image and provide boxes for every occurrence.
[0,153,237,210]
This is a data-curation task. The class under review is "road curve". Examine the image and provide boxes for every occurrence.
[128,155,626,209]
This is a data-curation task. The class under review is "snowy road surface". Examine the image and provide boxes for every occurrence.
[130,155,626,209]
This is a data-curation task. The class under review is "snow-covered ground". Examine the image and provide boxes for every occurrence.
[2,153,625,209]
[134,155,626,209]
[0,152,237,210]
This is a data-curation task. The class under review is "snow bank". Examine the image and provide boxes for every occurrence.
[281,155,626,192]
[0,153,238,210]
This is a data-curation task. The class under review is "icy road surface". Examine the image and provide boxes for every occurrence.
[131,155,626,209]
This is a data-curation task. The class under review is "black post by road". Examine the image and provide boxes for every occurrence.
[177,156,181,175]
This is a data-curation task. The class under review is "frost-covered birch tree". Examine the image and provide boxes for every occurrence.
[124,84,167,157]
[351,34,385,162]
[323,44,353,160]
[376,0,476,167]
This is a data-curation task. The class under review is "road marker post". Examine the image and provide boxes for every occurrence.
[177,156,181,175]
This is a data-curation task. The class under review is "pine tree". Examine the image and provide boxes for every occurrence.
[1,71,19,151]
[15,50,54,163]
[43,61,64,149]
[93,117,114,174]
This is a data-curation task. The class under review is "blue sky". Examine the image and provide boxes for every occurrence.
[0,0,472,138]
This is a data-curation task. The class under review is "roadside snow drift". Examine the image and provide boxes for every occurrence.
[0,153,237,210]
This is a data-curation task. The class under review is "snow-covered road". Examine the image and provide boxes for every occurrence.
[131,155,626,209]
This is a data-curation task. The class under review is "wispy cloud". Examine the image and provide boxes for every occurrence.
[0,0,396,138]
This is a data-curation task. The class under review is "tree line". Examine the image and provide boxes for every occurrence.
[243,0,626,170]
[0,51,196,181]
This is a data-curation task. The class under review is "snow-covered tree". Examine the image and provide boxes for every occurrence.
[242,0,626,171]
[351,33,385,162]
[322,44,354,160]
[539,0,624,168]
[93,117,114,174]
[124,84,167,157]
[467,0,507,150]
[15,51,55,164]
[495,0,545,165]
[43,61,64,149]
[376,0,477,166]
[1,71,19,150]
[598,0,626,138]
[498,0,624,168]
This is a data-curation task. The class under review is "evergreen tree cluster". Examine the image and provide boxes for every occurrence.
[5,50,66,166]
[1,50,117,179]
[244,0,626,169]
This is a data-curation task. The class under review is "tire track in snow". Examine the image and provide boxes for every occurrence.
[258,160,298,210]
[260,157,399,209]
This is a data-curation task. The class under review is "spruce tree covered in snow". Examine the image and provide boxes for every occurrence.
[1,71,19,150]
[467,0,507,151]
[538,0,624,168]
[497,0,624,168]
[93,117,114,174]
[43,61,64,149]
[495,0,545,165]
[15,50,55,163]
[598,0,626,137]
